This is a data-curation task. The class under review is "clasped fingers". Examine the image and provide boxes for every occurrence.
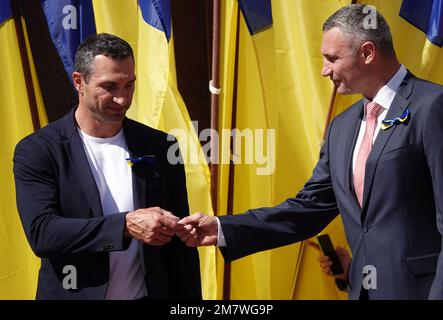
[126,207,181,245]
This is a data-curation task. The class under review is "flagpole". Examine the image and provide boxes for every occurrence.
[210,0,231,300]
[11,0,40,132]
[223,2,243,302]
[210,0,221,215]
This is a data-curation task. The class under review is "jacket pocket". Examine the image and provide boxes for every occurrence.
[379,144,413,162]
[406,252,438,276]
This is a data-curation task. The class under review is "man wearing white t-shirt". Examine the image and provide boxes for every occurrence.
[14,33,201,300]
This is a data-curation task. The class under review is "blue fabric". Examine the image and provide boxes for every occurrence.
[138,0,171,41]
[0,0,12,25]
[400,0,443,47]
[238,0,272,35]
[41,0,96,79]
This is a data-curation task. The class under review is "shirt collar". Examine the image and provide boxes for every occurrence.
[363,64,407,114]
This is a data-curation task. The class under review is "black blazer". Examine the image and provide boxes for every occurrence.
[219,72,443,299]
[13,108,201,300]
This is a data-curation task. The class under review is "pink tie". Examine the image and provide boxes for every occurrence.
[354,101,382,207]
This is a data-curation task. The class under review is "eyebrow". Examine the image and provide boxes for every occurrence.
[100,77,136,85]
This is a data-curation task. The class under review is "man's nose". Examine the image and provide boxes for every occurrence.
[321,60,332,77]
[113,91,128,105]
[113,96,126,105]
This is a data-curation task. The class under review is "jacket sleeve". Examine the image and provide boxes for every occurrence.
[219,120,339,262]
[423,92,443,299]
[13,137,130,258]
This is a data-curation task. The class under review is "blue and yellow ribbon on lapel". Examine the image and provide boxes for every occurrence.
[126,155,156,167]
[381,108,410,130]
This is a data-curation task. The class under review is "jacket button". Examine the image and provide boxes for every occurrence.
[363,226,369,233]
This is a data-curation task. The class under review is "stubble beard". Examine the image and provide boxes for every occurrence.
[88,105,127,125]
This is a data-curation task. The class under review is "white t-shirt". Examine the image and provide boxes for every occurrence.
[79,128,147,300]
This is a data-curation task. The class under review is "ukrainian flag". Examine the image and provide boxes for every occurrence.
[40,0,96,78]
[0,0,46,299]
[400,0,443,47]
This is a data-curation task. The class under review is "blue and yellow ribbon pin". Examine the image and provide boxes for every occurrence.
[381,108,410,130]
[126,155,156,167]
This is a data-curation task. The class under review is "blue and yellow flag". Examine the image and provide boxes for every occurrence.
[0,0,46,299]
[238,0,272,35]
[400,0,443,47]
[138,0,171,41]
[41,0,96,78]
[0,0,12,24]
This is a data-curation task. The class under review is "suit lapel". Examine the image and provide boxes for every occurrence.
[344,100,363,198]
[361,73,415,213]
[124,119,147,210]
[343,102,365,210]
[62,109,103,217]
[123,119,164,278]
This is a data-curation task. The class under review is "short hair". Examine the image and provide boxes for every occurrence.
[74,33,134,82]
[323,4,395,57]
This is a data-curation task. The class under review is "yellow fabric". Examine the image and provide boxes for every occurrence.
[220,0,443,300]
[216,0,238,300]
[92,0,218,299]
[3,0,441,301]
[271,0,352,300]
[0,17,47,299]
[218,0,353,299]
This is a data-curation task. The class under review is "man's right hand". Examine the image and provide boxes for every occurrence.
[176,213,218,247]
[307,240,351,281]
[125,207,181,246]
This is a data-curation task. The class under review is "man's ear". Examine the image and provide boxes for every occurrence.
[360,41,376,64]
[72,72,83,95]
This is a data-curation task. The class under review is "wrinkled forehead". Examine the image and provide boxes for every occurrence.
[90,55,135,79]
[321,27,355,55]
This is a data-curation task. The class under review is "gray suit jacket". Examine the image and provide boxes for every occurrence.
[219,72,443,299]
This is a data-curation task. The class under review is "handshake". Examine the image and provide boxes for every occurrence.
[125,207,217,247]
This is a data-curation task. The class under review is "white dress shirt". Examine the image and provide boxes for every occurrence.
[352,64,407,172]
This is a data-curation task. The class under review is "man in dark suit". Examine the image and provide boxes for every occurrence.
[177,4,443,299]
[13,33,201,299]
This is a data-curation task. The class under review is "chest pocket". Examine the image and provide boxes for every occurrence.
[379,143,413,163]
